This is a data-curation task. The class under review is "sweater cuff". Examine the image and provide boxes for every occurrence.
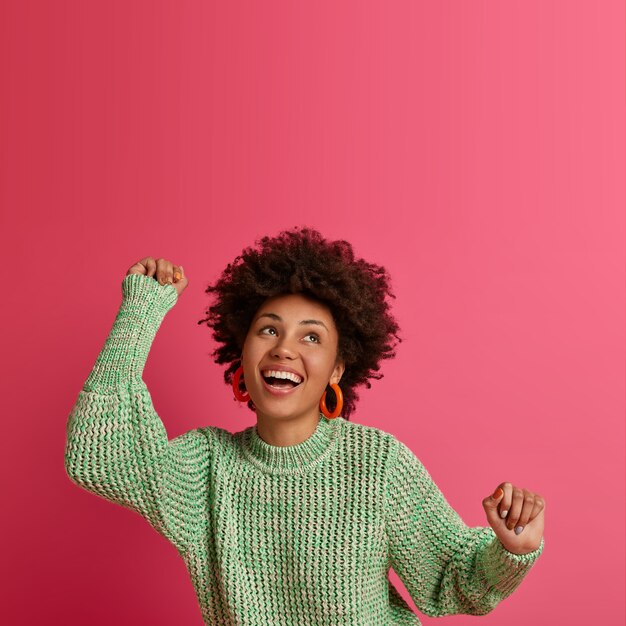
[481,532,545,595]
[83,273,178,393]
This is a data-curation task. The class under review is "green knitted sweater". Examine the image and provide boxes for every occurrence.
[64,273,544,625]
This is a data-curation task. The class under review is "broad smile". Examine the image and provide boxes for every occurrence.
[260,373,303,397]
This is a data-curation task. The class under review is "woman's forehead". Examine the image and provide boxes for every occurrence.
[255,293,334,322]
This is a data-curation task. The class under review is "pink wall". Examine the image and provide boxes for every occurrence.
[1,1,623,624]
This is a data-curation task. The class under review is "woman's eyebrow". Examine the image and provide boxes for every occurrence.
[256,312,329,332]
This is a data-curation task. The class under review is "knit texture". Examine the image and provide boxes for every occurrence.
[64,273,545,626]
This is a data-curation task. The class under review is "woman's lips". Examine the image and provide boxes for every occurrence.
[261,376,302,397]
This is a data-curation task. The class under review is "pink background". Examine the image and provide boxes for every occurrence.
[1,1,623,625]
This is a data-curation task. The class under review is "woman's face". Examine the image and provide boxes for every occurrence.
[241,293,345,422]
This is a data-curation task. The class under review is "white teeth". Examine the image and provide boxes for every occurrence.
[262,370,303,384]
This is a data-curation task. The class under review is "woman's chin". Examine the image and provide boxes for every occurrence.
[253,398,318,421]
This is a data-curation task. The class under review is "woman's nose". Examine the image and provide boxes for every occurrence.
[271,335,298,359]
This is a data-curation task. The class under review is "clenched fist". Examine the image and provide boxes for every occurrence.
[126,257,189,298]
[483,482,546,555]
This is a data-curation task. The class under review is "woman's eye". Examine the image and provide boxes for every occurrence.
[259,327,319,343]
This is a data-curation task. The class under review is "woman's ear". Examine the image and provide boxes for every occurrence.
[331,359,345,385]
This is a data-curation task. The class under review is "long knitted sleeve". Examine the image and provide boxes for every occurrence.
[64,273,211,557]
[384,439,544,617]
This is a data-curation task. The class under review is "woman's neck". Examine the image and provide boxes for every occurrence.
[254,409,322,447]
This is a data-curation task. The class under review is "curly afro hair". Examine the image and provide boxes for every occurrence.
[197,226,402,420]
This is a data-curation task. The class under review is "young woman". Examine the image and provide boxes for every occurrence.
[64,227,545,625]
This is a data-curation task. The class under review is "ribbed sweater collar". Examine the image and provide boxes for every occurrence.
[240,413,343,476]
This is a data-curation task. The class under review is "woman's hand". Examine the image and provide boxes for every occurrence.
[126,256,189,298]
[482,482,545,555]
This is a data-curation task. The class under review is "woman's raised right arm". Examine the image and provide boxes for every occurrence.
[64,272,211,557]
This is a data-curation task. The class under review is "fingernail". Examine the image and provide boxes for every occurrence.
[500,510,508,518]
[492,487,503,499]
[515,526,524,535]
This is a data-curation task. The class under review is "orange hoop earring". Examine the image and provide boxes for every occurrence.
[232,365,250,402]
[320,383,343,419]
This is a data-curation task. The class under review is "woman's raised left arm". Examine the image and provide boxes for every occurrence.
[384,439,545,617]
